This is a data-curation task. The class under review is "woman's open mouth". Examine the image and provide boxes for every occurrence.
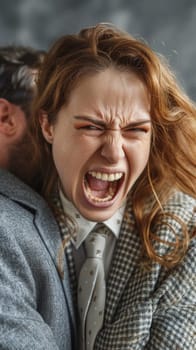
[83,170,124,205]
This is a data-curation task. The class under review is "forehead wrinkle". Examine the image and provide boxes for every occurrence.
[69,67,150,127]
[80,91,151,129]
[96,99,149,128]
[97,83,150,127]
[96,93,133,126]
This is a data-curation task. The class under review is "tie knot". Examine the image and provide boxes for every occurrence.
[85,225,108,258]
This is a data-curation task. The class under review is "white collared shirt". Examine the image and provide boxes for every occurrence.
[59,190,125,279]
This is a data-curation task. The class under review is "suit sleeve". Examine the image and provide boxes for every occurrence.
[144,237,196,350]
[95,249,196,350]
[0,215,60,350]
[144,197,196,350]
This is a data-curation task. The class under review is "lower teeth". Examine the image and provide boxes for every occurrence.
[86,189,114,202]
[84,177,118,203]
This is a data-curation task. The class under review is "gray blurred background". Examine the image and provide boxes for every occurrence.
[0,0,195,100]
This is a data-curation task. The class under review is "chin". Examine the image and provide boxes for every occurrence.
[79,206,117,222]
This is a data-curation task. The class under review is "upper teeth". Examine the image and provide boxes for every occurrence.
[88,171,123,182]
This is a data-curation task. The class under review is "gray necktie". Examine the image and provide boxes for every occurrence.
[77,224,108,350]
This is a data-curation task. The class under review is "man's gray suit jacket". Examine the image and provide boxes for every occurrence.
[0,169,76,350]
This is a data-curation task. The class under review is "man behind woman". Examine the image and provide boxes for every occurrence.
[0,45,45,184]
[0,24,195,349]
[0,45,75,350]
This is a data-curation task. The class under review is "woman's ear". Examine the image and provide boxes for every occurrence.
[39,111,54,144]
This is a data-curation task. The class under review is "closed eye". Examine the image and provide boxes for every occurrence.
[75,123,105,136]
[80,125,103,131]
[123,127,149,133]
[123,120,151,135]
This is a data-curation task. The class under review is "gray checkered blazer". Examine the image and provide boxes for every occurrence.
[0,169,76,350]
[63,192,196,350]
[96,192,196,350]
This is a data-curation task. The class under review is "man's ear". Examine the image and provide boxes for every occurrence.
[39,111,54,144]
[0,98,17,136]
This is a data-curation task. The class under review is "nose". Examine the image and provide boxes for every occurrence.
[100,130,125,163]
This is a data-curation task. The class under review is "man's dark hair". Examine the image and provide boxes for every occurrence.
[0,45,45,116]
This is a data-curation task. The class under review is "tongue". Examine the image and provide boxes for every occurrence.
[86,174,109,191]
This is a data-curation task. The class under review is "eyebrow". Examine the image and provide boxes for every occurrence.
[74,115,151,128]
[74,116,106,127]
[123,120,151,128]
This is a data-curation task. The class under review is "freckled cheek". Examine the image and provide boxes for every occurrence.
[125,143,150,172]
[77,137,101,156]
[53,141,94,177]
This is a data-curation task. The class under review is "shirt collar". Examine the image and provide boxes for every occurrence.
[59,189,126,249]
